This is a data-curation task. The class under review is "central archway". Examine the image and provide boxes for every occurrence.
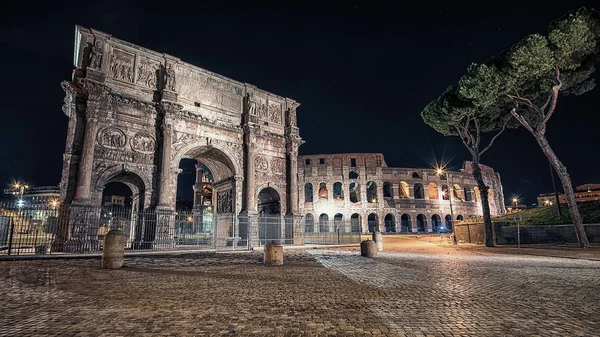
[258,187,281,245]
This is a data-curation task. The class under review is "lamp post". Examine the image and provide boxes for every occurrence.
[512,197,518,212]
[9,182,29,255]
[436,167,457,245]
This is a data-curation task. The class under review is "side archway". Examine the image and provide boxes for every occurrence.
[384,214,395,233]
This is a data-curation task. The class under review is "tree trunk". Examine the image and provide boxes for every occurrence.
[471,157,495,247]
[535,135,590,248]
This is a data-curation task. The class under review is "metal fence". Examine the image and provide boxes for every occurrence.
[302,220,362,245]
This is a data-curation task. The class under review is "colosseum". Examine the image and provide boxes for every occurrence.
[298,153,505,234]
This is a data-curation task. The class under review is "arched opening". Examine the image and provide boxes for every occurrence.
[445,214,453,231]
[431,214,441,232]
[412,172,422,179]
[351,213,361,233]
[349,170,359,180]
[456,214,464,221]
[367,213,378,232]
[383,182,393,198]
[453,184,463,201]
[319,213,329,232]
[399,181,410,198]
[413,183,425,199]
[366,181,377,203]
[101,181,134,241]
[416,214,426,232]
[488,189,495,207]
[384,214,395,233]
[441,185,449,200]
[400,214,411,233]
[428,183,438,200]
[304,183,314,202]
[334,213,343,230]
[100,171,146,247]
[464,187,472,201]
[304,214,314,232]
[258,187,281,245]
[473,186,480,203]
[318,183,328,199]
[349,182,361,203]
[333,182,343,200]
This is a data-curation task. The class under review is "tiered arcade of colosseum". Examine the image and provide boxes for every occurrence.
[298,153,506,233]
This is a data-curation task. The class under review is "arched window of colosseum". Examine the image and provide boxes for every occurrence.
[400,214,411,233]
[464,187,472,201]
[488,189,495,206]
[367,213,378,232]
[399,181,410,198]
[383,182,393,198]
[431,214,441,231]
[318,183,328,199]
[412,172,422,179]
[349,170,359,180]
[319,213,329,232]
[304,214,314,232]
[351,213,361,233]
[428,183,438,199]
[473,186,480,202]
[304,183,313,202]
[333,182,343,199]
[384,214,395,233]
[349,182,361,202]
[445,214,453,230]
[456,214,464,221]
[334,213,344,229]
[416,214,426,231]
[413,183,425,199]
[367,181,377,203]
[441,185,449,200]
[453,184,463,200]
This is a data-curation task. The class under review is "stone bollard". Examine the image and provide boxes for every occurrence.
[372,231,383,252]
[264,243,284,265]
[360,240,377,257]
[102,229,127,269]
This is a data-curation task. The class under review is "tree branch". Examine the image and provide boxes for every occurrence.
[479,117,510,156]
[540,68,563,130]
[473,116,481,150]
[510,105,535,134]
[455,125,478,157]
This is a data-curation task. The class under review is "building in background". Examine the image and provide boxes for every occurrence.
[3,185,60,209]
[537,184,600,207]
[298,153,505,234]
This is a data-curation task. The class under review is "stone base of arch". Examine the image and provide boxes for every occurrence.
[62,202,101,253]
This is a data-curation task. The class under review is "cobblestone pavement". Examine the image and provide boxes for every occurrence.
[0,249,599,336]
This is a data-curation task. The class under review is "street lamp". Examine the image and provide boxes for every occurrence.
[435,166,456,245]
[13,182,29,208]
[512,197,518,212]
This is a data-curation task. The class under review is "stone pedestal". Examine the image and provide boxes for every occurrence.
[63,204,101,253]
[372,231,383,252]
[152,206,175,250]
[360,240,377,257]
[264,243,283,265]
[102,229,127,269]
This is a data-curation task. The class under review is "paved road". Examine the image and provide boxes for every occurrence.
[0,248,598,336]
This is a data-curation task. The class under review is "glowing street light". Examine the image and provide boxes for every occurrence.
[512,197,519,211]
[435,166,456,245]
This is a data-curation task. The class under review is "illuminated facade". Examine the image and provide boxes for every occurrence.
[298,153,506,233]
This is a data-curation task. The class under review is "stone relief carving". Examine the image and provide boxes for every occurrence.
[177,69,242,112]
[109,49,135,83]
[164,64,177,91]
[254,156,268,172]
[97,128,126,149]
[137,58,159,89]
[271,157,285,175]
[107,92,156,114]
[217,189,233,214]
[287,107,297,127]
[268,103,282,124]
[256,98,268,120]
[131,133,156,153]
[95,146,134,162]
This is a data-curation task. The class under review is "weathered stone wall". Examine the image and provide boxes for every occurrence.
[495,224,600,244]
[297,153,506,233]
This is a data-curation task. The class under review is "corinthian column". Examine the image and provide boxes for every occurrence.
[244,128,256,213]
[74,102,99,202]
[158,115,173,207]
[287,147,298,214]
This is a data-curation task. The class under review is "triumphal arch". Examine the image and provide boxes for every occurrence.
[59,26,303,250]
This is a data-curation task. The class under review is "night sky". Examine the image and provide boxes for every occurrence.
[1,0,598,205]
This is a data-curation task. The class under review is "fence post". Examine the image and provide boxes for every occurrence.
[7,218,15,256]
